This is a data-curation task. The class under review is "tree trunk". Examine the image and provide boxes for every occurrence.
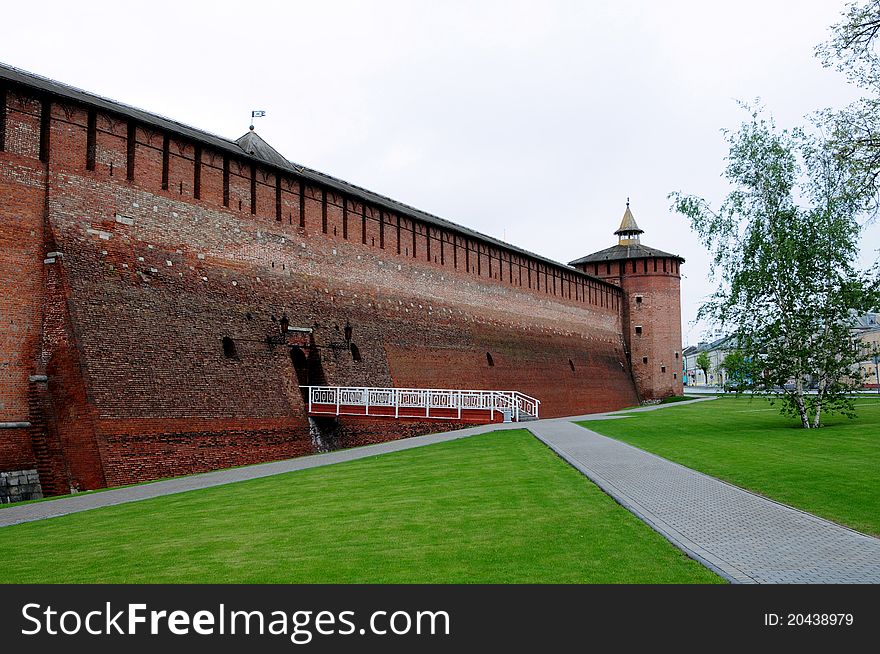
[812,381,825,429]
[793,381,811,429]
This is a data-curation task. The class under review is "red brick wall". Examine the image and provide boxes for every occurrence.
[580,257,684,400]
[0,428,34,471]
[385,330,634,418]
[0,91,45,472]
[1,83,641,491]
[40,255,107,491]
[100,420,314,487]
[0,161,43,429]
[622,265,683,400]
[319,416,474,450]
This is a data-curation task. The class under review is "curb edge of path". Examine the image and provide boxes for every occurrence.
[526,424,755,584]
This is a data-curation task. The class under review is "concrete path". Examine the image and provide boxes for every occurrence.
[529,417,880,584]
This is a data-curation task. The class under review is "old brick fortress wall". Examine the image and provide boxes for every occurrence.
[0,66,645,496]
[576,257,684,400]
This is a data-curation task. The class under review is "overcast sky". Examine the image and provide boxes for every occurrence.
[3,0,877,344]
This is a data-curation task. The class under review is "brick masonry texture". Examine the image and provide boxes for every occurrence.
[0,76,680,494]
[575,258,684,400]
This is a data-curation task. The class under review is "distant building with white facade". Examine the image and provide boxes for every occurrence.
[681,335,735,387]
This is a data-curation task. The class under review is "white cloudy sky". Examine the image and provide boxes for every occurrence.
[3,0,877,344]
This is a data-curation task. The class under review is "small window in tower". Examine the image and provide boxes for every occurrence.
[569,359,575,372]
[673,373,678,379]
[642,356,648,364]
[635,325,643,335]
[486,352,495,367]
[350,343,362,362]
[661,366,667,373]
[675,352,679,359]
[635,295,643,305]
[222,336,238,359]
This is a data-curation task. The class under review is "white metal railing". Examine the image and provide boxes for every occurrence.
[304,386,540,422]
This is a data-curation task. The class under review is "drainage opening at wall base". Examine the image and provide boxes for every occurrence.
[486,352,495,367]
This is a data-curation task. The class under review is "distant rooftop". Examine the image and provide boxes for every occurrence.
[853,311,880,331]
[682,335,736,355]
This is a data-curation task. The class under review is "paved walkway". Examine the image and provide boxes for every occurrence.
[3,397,879,584]
[529,416,880,584]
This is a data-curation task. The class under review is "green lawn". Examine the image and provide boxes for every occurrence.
[583,396,880,536]
[0,430,719,583]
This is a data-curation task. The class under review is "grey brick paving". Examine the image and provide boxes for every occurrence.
[528,416,880,584]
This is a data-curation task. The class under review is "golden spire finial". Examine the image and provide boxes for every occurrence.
[615,200,643,245]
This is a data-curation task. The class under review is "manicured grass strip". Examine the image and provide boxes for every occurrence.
[581,397,880,536]
[658,395,701,404]
[0,430,720,584]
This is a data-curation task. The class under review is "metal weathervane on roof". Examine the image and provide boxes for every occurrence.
[249,110,266,131]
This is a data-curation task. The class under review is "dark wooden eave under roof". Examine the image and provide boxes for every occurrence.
[0,61,619,288]
[569,243,684,266]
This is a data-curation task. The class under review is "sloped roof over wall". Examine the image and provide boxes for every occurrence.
[569,243,684,265]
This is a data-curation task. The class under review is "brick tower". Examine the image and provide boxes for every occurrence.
[570,202,684,400]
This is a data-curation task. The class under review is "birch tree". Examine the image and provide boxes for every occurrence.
[817,0,880,211]
[696,351,712,385]
[670,109,878,428]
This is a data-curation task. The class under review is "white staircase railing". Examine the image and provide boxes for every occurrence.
[305,386,540,422]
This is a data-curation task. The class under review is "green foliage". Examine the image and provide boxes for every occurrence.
[817,0,880,91]
[720,349,754,391]
[583,396,880,536]
[658,395,697,404]
[816,1,880,211]
[695,351,712,383]
[670,107,878,428]
[0,431,719,584]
